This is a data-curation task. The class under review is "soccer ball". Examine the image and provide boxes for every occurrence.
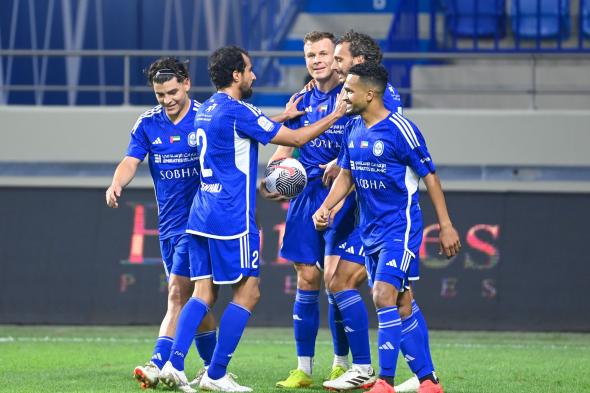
[264,157,307,199]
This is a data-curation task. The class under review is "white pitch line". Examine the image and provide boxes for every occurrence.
[0,336,588,350]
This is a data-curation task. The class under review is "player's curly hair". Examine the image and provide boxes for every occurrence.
[348,62,388,95]
[145,57,190,86]
[303,31,336,44]
[337,31,383,63]
[208,46,249,90]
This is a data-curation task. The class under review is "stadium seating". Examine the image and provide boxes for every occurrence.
[511,0,570,39]
[583,0,590,36]
[443,0,506,37]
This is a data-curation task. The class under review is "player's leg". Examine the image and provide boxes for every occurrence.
[134,235,192,389]
[362,248,404,393]
[199,233,260,392]
[324,255,350,379]
[323,256,376,391]
[160,235,217,392]
[322,193,362,381]
[277,182,324,388]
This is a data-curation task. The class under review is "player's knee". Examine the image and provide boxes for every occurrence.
[167,282,185,309]
[397,300,412,319]
[372,284,397,309]
[295,264,321,290]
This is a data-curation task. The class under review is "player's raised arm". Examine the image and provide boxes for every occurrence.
[271,89,346,148]
[422,172,461,258]
[312,168,353,230]
[106,156,141,208]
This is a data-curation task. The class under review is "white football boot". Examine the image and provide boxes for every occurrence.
[158,361,196,393]
[322,365,377,391]
[133,362,160,389]
[199,372,252,392]
[394,375,420,392]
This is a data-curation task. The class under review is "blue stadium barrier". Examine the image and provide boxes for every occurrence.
[511,0,571,39]
[443,0,506,38]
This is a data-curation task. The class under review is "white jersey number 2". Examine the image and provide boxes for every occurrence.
[196,128,213,178]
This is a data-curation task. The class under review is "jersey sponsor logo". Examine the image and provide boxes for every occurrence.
[170,135,180,143]
[153,152,199,165]
[309,137,339,149]
[373,140,384,157]
[257,116,275,132]
[188,132,197,147]
[154,154,162,163]
[152,137,162,145]
[159,167,199,180]
[200,183,223,193]
[355,178,387,190]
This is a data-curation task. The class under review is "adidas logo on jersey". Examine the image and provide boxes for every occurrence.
[386,259,397,267]
[348,140,354,148]
[378,342,395,350]
[152,137,163,145]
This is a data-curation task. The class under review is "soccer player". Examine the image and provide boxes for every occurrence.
[157,46,346,393]
[105,58,218,389]
[313,62,460,393]
[330,31,437,393]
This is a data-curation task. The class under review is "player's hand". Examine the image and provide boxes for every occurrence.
[106,183,122,208]
[258,179,289,202]
[304,78,317,91]
[282,94,306,121]
[312,205,331,231]
[333,89,347,118]
[319,159,341,188]
[328,198,345,220]
[438,224,461,258]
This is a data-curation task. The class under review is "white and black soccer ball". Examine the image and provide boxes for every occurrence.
[264,157,307,199]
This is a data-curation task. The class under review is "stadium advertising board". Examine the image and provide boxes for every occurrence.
[0,188,587,331]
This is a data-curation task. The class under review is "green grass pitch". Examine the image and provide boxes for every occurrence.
[0,326,589,392]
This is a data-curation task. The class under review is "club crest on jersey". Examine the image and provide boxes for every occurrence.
[373,140,384,156]
[170,135,180,143]
[188,132,197,147]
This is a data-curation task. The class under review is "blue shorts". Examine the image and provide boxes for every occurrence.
[365,229,422,290]
[160,233,191,279]
[280,177,359,268]
[188,233,260,285]
[335,226,365,265]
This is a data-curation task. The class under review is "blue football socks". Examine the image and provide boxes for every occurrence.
[293,289,320,358]
[207,303,251,380]
[327,291,349,357]
[377,306,402,379]
[333,290,371,365]
[400,312,433,378]
[412,299,435,371]
[168,297,209,371]
[151,336,173,369]
[195,329,217,367]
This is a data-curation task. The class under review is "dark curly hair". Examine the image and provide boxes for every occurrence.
[145,57,190,86]
[208,46,249,90]
[348,62,388,95]
[337,31,383,63]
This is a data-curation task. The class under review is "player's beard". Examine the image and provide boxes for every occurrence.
[240,82,253,100]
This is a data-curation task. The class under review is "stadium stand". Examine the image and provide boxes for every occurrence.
[443,0,506,38]
[511,0,571,39]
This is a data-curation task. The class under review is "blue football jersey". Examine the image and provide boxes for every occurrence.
[285,84,349,179]
[186,92,281,239]
[384,82,403,115]
[337,112,435,253]
[126,100,201,239]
